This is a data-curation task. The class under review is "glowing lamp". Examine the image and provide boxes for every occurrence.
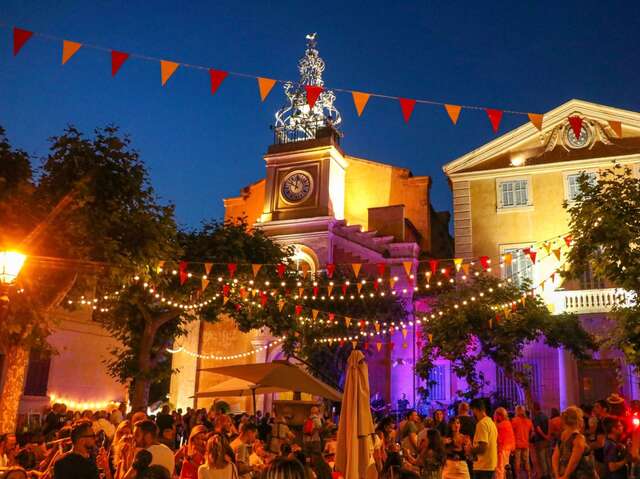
[0,251,26,285]
[633,415,640,428]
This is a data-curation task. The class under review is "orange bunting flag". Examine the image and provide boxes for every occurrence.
[257,77,276,102]
[351,263,362,278]
[608,120,622,138]
[528,113,544,131]
[160,60,179,86]
[327,285,334,296]
[376,342,383,352]
[485,108,503,133]
[156,260,166,273]
[357,283,363,293]
[202,278,210,291]
[305,85,323,109]
[351,340,358,350]
[223,296,229,305]
[251,264,262,278]
[453,258,463,272]
[62,40,82,65]
[428,333,433,343]
[298,288,304,298]
[312,309,319,321]
[278,299,285,312]
[402,328,408,340]
[374,322,381,333]
[209,69,228,95]
[403,342,408,349]
[204,263,213,276]
[444,104,462,125]
[389,277,397,289]
[553,248,562,261]
[13,28,33,56]
[503,253,513,267]
[568,116,583,138]
[111,51,129,76]
[402,261,413,278]
[462,263,471,276]
[489,318,493,329]
[345,317,352,327]
[352,91,371,116]
[399,98,417,123]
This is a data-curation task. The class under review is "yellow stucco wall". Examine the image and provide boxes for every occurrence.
[224,179,265,226]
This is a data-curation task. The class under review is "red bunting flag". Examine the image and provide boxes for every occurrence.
[326,263,336,278]
[341,284,347,296]
[485,108,503,133]
[528,113,544,131]
[527,250,537,264]
[313,286,319,297]
[257,77,277,102]
[399,98,416,123]
[227,263,237,278]
[223,284,230,297]
[444,104,462,125]
[305,85,323,109]
[352,91,371,116]
[276,263,286,278]
[568,116,583,138]
[328,313,335,323]
[209,69,228,95]
[377,263,386,277]
[111,51,129,76]
[480,256,490,271]
[295,304,302,316]
[13,28,33,56]
[62,40,82,65]
[563,235,573,247]
[179,261,188,285]
[429,259,439,276]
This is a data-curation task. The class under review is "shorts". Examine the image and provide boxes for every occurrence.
[514,448,530,466]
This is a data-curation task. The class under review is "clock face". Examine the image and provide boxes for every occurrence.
[565,123,591,149]
[281,170,313,203]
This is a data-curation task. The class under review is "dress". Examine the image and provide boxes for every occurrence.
[558,432,596,479]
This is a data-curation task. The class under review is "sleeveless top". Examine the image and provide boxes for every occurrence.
[558,432,596,479]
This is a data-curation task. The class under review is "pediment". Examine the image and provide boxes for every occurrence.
[443,99,640,176]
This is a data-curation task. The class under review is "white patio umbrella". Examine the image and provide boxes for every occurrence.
[192,377,288,414]
[199,360,342,402]
[335,350,376,479]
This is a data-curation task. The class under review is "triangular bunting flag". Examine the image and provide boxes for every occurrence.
[223,296,229,305]
[351,263,362,278]
[201,278,210,291]
[428,333,433,343]
[563,235,573,247]
[305,85,323,109]
[257,77,276,102]
[278,299,285,312]
[453,258,463,272]
[204,263,213,276]
[377,263,386,277]
[295,304,303,316]
[485,108,503,133]
[352,91,371,117]
[608,120,622,138]
[528,113,544,131]
[399,98,416,123]
[462,263,470,276]
[227,263,237,278]
[503,253,513,267]
[402,261,413,278]
[179,261,188,285]
[156,260,166,273]
[389,277,397,289]
[376,342,383,352]
[444,104,462,125]
[209,69,229,95]
[402,328,408,340]
[312,309,319,321]
[111,51,129,76]
[62,40,82,65]
[326,263,336,278]
[374,322,381,333]
[298,287,304,298]
[552,248,562,261]
[357,283,363,293]
[327,285,334,296]
[160,60,179,86]
[251,264,262,278]
[351,340,358,350]
[542,241,552,255]
[429,259,439,276]
[13,28,33,56]
[568,116,583,139]
[276,263,286,278]
[345,317,352,327]
[528,250,537,264]
[480,256,490,271]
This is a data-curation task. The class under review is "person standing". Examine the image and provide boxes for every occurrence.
[443,417,471,479]
[53,420,110,479]
[602,418,630,479]
[198,435,238,479]
[512,405,533,479]
[230,423,258,479]
[458,402,477,439]
[302,406,323,456]
[532,402,551,479]
[552,406,596,479]
[466,399,497,479]
[133,419,175,475]
[494,407,515,479]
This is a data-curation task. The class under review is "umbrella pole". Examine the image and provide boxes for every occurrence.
[252,388,257,416]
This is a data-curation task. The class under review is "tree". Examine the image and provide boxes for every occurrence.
[564,164,640,368]
[415,274,596,406]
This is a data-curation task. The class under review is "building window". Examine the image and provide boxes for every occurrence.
[501,180,529,207]
[496,361,540,407]
[502,247,533,286]
[566,172,597,202]
[580,264,605,290]
[23,351,51,397]
[427,364,447,401]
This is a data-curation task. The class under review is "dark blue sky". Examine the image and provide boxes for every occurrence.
[2,1,639,229]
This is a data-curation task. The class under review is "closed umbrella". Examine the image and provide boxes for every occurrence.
[335,350,376,479]
[192,377,288,415]
[200,360,342,401]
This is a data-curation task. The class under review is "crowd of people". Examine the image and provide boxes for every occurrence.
[2,394,640,479]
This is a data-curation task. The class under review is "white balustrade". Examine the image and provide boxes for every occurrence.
[550,288,635,314]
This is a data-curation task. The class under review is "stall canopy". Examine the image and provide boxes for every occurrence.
[199,360,343,402]
[192,377,287,398]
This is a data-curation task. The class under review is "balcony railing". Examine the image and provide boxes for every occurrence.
[550,288,636,314]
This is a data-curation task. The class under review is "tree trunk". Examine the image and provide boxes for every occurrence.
[130,322,157,411]
[0,344,29,432]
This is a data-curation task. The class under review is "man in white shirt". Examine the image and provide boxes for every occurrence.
[133,419,175,475]
[466,398,498,479]
[231,423,258,479]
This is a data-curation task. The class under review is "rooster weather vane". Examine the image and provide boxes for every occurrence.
[274,33,342,143]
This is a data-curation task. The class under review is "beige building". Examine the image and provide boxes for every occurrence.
[444,99,639,408]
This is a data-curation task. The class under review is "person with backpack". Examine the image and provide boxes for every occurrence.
[302,406,323,456]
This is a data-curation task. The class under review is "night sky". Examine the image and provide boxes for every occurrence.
[2,1,639,229]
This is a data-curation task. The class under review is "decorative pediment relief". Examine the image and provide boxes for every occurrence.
[541,116,616,153]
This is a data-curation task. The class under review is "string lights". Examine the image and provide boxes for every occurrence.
[49,393,119,411]
[166,336,285,361]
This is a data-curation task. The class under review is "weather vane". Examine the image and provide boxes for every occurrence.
[274,33,342,143]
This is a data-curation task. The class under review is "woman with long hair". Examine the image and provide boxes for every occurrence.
[197,435,237,479]
[418,429,446,479]
[552,406,596,479]
[442,417,470,479]
[494,407,515,479]
[261,457,306,479]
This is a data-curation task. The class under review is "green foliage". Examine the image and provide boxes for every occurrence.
[415,274,596,399]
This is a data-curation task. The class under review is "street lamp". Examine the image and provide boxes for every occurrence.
[0,251,27,305]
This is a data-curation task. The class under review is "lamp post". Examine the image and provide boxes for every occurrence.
[0,250,27,304]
